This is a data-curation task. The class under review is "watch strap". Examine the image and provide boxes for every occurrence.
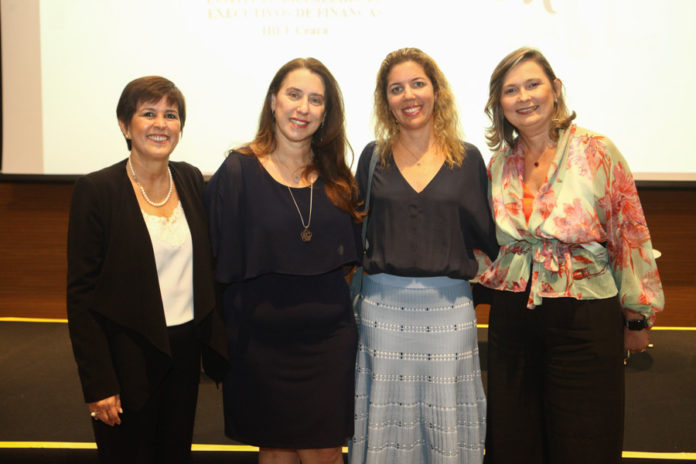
[624,317,648,330]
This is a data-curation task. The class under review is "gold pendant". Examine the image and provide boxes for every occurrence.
[300,229,312,242]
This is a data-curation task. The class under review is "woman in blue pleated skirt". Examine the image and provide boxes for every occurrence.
[349,48,499,464]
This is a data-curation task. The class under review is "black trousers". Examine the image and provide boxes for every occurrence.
[92,321,201,464]
[484,290,625,464]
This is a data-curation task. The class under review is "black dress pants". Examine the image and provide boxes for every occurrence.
[484,290,625,464]
[92,321,201,464]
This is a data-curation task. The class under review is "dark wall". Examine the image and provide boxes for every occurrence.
[0,182,73,318]
[1,182,694,326]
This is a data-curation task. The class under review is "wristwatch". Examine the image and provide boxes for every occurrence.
[624,317,649,330]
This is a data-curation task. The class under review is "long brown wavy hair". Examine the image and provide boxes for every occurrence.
[238,57,362,222]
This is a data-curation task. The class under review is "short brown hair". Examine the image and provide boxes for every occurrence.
[116,76,186,150]
[484,47,575,152]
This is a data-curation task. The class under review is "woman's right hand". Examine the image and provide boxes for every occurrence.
[88,394,122,426]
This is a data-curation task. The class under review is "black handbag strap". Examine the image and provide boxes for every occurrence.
[360,144,380,249]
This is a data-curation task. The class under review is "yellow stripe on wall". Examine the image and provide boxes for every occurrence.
[0,442,694,459]
[0,317,68,323]
[3,317,696,331]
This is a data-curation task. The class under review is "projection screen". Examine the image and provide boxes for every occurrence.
[2,0,695,181]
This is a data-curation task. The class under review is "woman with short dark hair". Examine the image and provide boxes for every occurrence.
[67,75,228,463]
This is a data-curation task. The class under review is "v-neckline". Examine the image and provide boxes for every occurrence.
[393,156,446,194]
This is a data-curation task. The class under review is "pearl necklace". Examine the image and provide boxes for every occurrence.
[128,157,173,208]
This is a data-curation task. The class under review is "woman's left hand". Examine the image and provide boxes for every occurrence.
[622,309,650,352]
[624,328,650,352]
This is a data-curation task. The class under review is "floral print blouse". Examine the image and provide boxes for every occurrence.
[478,125,664,323]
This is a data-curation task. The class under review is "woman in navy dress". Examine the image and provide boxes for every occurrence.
[205,58,361,464]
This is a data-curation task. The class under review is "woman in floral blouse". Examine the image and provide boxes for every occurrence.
[479,47,664,464]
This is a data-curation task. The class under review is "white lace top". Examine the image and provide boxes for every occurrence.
[141,202,194,327]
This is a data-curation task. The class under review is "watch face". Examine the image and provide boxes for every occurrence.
[626,319,647,330]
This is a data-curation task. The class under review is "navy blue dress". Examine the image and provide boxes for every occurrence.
[204,151,359,448]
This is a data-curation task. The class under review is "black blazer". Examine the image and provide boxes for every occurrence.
[67,159,228,411]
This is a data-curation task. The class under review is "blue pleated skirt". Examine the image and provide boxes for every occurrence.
[349,274,485,464]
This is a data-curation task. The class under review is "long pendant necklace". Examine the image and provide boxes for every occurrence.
[287,182,313,242]
[128,157,173,207]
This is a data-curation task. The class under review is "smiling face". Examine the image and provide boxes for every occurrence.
[271,68,326,145]
[119,97,181,160]
[386,60,436,132]
[500,59,561,136]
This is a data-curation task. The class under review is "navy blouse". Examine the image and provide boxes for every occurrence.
[356,141,498,280]
[204,151,360,284]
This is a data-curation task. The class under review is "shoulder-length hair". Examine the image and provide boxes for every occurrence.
[373,48,463,167]
[116,76,186,151]
[484,47,576,152]
[239,57,361,222]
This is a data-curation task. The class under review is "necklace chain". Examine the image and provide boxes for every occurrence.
[273,153,309,184]
[128,157,173,208]
[287,183,313,242]
[399,141,431,166]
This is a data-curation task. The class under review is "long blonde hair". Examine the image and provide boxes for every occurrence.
[373,48,464,167]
